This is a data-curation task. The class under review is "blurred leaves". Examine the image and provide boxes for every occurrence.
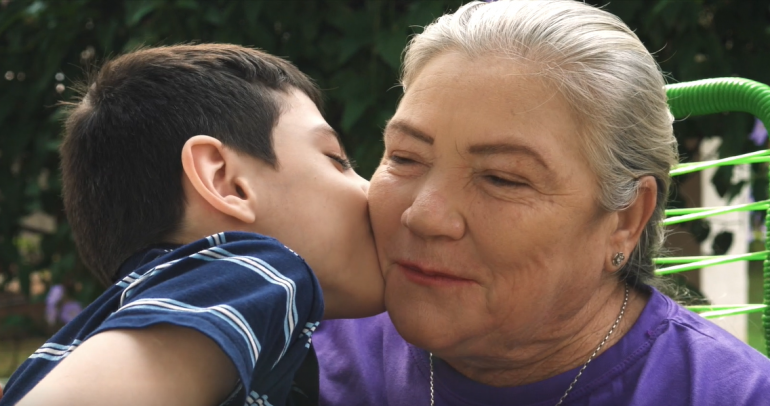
[712,230,734,255]
[689,219,712,244]
[0,0,462,306]
[0,0,768,320]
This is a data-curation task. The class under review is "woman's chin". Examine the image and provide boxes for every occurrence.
[384,274,477,352]
[388,310,466,354]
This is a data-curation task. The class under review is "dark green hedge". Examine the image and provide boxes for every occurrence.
[1,0,768,308]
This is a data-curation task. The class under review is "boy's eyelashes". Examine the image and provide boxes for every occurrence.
[326,153,355,171]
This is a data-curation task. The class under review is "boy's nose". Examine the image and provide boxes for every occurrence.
[357,174,370,194]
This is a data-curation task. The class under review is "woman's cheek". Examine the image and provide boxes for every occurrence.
[371,169,409,205]
[369,172,411,231]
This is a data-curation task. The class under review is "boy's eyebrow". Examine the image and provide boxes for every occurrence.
[313,124,346,151]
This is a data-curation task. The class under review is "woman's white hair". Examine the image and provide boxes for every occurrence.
[402,0,678,286]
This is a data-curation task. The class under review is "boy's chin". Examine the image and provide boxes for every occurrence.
[323,303,385,320]
[320,274,385,319]
[323,300,386,320]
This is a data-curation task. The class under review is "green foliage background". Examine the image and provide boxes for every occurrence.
[0,0,769,314]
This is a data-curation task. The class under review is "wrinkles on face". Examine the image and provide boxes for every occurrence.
[371,52,616,363]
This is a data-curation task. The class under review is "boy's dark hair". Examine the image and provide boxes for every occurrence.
[60,44,323,287]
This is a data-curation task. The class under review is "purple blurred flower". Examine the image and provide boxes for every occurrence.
[45,284,83,326]
[46,284,64,306]
[749,118,767,146]
[45,285,65,325]
[59,301,83,324]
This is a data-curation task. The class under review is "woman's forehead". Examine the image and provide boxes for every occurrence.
[405,52,548,96]
[395,56,579,153]
[402,55,570,120]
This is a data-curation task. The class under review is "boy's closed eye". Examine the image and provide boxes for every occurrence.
[326,153,354,171]
[312,123,355,171]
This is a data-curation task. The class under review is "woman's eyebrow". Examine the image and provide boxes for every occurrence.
[468,143,551,171]
[384,119,434,145]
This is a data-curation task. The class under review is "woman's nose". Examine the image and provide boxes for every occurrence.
[401,186,465,240]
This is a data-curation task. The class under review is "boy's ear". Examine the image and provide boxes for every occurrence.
[605,176,658,272]
[181,135,257,224]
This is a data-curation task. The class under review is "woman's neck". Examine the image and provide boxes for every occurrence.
[438,283,650,387]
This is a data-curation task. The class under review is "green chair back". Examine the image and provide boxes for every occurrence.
[661,78,770,356]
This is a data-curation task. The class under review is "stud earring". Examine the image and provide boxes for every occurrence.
[612,252,625,267]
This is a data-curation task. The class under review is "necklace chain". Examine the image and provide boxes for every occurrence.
[429,284,629,406]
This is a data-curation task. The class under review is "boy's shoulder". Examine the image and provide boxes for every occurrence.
[114,231,319,311]
[118,231,309,283]
[0,232,323,406]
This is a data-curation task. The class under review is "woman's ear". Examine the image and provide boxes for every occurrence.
[181,135,257,224]
[606,176,658,271]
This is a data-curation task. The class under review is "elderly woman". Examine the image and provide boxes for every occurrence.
[314,1,770,405]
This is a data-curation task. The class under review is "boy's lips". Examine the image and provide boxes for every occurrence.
[395,260,477,287]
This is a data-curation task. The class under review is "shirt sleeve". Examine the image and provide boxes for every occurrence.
[91,233,324,399]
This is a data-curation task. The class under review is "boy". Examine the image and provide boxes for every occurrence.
[0,44,384,406]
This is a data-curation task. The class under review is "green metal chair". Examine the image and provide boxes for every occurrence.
[658,78,770,356]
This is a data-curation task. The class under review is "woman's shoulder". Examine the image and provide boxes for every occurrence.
[314,313,414,405]
[653,289,769,364]
[637,289,770,404]
[564,288,770,406]
[315,312,397,353]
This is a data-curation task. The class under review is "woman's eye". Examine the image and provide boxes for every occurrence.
[327,154,353,171]
[485,175,525,188]
[389,155,417,165]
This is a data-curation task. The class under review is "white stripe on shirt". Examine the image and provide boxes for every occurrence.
[193,247,299,364]
[116,298,260,367]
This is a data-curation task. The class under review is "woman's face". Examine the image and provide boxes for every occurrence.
[369,52,618,356]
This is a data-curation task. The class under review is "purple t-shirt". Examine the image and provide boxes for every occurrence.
[315,288,770,405]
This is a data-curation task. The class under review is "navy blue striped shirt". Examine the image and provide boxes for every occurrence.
[0,232,323,406]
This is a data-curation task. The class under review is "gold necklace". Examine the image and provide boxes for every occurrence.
[429,284,629,406]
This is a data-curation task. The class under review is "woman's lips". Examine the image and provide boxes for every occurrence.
[396,261,476,287]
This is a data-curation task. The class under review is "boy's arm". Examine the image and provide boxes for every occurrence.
[17,324,238,406]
